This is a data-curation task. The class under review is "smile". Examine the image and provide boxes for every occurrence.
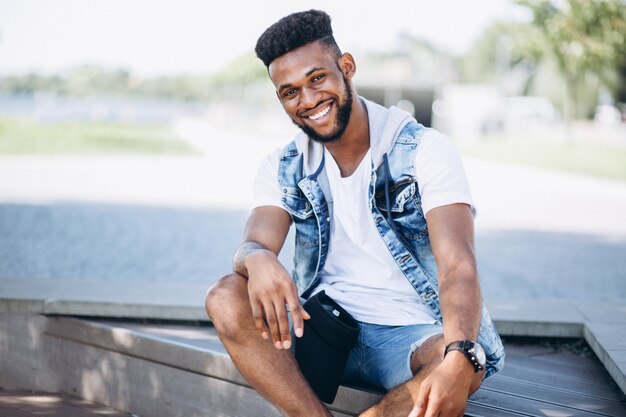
[307,103,332,120]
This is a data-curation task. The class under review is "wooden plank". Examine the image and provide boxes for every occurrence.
[331,411,355,417]
[470,388,623,417]
[503,343,593,361]
[503,348,610,380]
[0,404,35,417]
[483,374,626,404]
[477,380,626,416]
[0,391,122,417]
[59,393,130,416]
[466,401,533,417]
[496,362,622,399]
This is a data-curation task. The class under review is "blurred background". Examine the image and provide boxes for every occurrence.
[0,0,625,307]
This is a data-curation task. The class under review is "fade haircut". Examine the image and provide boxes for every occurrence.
[255,10,342,68]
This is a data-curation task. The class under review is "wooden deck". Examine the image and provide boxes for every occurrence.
[472,338,626,416]
[0,390,130,417]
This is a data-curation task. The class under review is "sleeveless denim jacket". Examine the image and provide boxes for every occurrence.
[277,121,504,378]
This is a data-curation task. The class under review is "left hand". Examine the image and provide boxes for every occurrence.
[408,353,475,417]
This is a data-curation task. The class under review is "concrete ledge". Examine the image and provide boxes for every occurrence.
[0,313,376,416]
[44,300,207,321]
[493,320,583,338]
[489,299,585,338]
[584,323,626,394]
[2,312,625,417]
[46,317,384,415]
[0,298,45,312]
[0,278,210,320]
[0,296,207,321]
[1,296,625,396]
[44,317,249,387]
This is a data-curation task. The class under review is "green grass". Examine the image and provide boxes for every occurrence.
[0,117,197,155]
[459,137,626,182]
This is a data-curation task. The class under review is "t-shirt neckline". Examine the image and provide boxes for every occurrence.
[324,147,372,183]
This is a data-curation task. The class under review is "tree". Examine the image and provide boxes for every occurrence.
[517,0,626,121]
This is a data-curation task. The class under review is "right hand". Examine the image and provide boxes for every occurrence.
[245,250,310,350]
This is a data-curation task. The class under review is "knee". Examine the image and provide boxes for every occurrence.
[205,273,249,336]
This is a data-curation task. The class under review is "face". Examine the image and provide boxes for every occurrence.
[269,41,355,143]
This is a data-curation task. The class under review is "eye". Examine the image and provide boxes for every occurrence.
[312,74,325,82]
[283,88,298,98]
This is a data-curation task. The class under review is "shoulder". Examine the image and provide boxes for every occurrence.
[260,146,285,169]
[415,128,464,165]
[418,128,454,151]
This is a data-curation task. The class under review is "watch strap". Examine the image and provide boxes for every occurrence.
[444,340,484,372]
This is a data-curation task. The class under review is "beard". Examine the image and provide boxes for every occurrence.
[291,75,353,144]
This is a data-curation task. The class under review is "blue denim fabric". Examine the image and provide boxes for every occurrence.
[342,322,444,391]
[278,119,505,378]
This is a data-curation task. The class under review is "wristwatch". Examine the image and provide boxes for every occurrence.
[444,340,486,372]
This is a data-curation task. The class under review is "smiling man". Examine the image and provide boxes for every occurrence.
[205,10,504,417]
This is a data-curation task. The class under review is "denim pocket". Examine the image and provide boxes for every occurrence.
[375,179,428,241]
[375,178,417,213]
[281,187,314,220]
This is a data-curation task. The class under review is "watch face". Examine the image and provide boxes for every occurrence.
[471,343,486,366]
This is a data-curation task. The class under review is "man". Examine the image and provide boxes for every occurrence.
[205,10,504,417]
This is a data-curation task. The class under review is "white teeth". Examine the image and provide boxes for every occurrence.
[308,105,331,120]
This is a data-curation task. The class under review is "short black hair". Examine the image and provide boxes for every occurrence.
[255,10,342,67]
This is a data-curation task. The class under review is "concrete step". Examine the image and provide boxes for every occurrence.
[1,313,625,417]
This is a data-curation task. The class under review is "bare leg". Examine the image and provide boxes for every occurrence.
[205,273,331,417]
[359,334,484,417]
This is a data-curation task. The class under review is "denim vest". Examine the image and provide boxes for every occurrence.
[277,121,504,378]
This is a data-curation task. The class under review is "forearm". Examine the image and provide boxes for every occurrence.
[232,241,272,277]
[438,261,482,344]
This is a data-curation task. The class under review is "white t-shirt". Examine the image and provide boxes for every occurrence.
[251,129,475,325]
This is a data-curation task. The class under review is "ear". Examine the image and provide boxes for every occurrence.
[338,53,356,80]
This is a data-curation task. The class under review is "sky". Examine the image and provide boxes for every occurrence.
[0,0,529,77]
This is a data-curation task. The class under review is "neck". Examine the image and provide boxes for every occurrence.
[324,97,369,177]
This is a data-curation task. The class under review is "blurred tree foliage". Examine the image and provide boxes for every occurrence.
[0,52,267,102]
[519,0,626,118]
[459,22,544,87]
[461,0,625,119]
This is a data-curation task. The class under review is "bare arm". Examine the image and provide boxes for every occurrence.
[413,203,482,417]
[233,206,309,350]
[233,205,292,277]
[428,203,481,346]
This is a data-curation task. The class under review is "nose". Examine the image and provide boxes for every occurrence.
[300,87,320,110]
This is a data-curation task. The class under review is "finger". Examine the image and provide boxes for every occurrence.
[274,299,292,349]
[250,300,268,339]
[411,382,430,417]
[424,397,441,417]
[262,300,282,348]
[413,383,430,417]
[286,292,307,338]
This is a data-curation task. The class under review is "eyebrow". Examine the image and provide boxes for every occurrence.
[278,67,325,92]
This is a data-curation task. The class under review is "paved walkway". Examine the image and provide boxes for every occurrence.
[1,126,625,306]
